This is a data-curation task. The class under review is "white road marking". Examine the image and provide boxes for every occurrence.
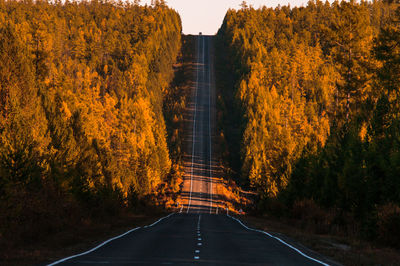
[48,213,175,265]
[193,215,202,259]
[199,36,205,207]
[187,35,201,213]
[197,214,201,228]
[208,37,213,215]
[144,213,175,228]
[75,261,110,264]
[227,214,330,266]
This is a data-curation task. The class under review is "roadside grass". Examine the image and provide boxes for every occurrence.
[213,174,252,214]
[1,210,169,266]
[241,214,400,266]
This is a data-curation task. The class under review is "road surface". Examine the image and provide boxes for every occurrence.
[48,36,335,266]
[50,213,332,265]
[180,35,218,214]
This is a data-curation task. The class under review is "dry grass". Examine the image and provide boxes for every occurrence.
[213,175,252,214]
[241,215,400,266]
[1,212,167,265]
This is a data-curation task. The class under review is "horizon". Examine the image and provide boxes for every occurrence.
[139,0,314,35]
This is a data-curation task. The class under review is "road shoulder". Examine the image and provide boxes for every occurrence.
[1,212,170,265]
[241,215,400,265]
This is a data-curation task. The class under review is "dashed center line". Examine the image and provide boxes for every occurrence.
[197,214,201,228]
[194,214,202,260]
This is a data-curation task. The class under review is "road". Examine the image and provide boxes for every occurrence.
[49,213,331,265]
[180,35,217,214]
[48,36,335,266]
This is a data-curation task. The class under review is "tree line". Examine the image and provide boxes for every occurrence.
[0,0,181,242]
[217,0,400,246]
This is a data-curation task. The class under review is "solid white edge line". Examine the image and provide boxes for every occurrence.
[208,37,213,215]
[48,213,175,265]
[187,35,201,213]
[200,36,205,206]
[226,214,330,266]
[144,213,175,228]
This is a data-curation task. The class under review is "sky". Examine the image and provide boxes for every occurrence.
[140,0,310,35]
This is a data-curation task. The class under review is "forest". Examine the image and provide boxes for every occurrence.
[2,0,400,260]
[0,0,182,246]
[217,0,400,246]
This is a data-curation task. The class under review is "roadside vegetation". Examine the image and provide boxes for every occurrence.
[217,0,400,255]
[0,0,183,263]
[2,0,400,264]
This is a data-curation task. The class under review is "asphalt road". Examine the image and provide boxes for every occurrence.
[48,36,334,266]
[50,213,332,265]
[180,35,217,214]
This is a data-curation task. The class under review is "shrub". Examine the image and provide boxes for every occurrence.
[291,199,332,234]
[376,203,400,248]
[258,197,287,217]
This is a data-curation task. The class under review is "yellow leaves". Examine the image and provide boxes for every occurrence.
[172,114,179,123]
[60,101,72,120]
[269,85,278,99]
[238,79,248,102]
[130,59,148,89]
[359,122,368,142]
[226,11,339,196]
[145,15,155,24]
[266,180,279,197]
[0,0,182,207]
[132,97,155,151]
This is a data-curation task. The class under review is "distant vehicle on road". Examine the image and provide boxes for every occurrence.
[199,32,202,35]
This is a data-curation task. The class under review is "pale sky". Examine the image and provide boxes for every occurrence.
[140,0,310,35]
